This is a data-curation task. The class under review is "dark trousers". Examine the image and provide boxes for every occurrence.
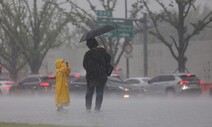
[85,85,104,111]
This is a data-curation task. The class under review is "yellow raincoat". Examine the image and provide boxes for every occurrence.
[55,59,71,107]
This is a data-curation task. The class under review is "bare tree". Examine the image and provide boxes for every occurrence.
[134,0,212,72]
[66,0,130,67]
[0,0,78,78]
[0,0,27,81]
[18,0,75,74]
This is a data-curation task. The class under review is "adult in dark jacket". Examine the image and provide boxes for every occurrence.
[83,38,111,112]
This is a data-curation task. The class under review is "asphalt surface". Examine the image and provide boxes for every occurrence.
[0,94,212,127]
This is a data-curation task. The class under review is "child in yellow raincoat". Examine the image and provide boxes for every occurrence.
[55,59,71,111]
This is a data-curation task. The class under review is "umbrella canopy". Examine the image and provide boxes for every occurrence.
[79,24,119,42]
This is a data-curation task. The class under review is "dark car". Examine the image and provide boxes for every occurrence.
[10,75,56,95]
[69,76,131,98]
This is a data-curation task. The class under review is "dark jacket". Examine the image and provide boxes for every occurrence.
[83,47,111,86]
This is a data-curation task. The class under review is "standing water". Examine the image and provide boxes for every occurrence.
[0,94,211,127]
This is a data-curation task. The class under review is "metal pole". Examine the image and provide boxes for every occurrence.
[125,0,129,78]
[97,17,145,22]
[143,13,148,77]
[125,0,127,18]
[97,17,144,23]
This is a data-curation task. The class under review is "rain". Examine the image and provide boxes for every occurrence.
[0,95,212,127]
[0,0,212,127]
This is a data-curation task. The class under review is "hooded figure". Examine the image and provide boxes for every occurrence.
[55,59,71,111]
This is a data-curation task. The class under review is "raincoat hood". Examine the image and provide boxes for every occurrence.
[55,59,64,69]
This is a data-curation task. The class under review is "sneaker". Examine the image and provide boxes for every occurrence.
[57,107,68,112]
[57,107,62,111]
[94,109,101,113]
[86,109,91,113]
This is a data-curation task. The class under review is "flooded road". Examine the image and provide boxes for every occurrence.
[0,94,212,127]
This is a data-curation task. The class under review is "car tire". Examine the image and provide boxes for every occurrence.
[209,89,212,97]
[9,88,16,95]
[32,89,40,96]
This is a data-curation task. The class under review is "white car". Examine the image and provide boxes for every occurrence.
[125,77,150,87]
[124,77,150,94]
[0,81,16,95]
[144,73,202,96]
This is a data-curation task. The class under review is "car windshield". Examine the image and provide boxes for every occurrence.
[142,79,149,82]
[2,81,16,85]
[72,77,86,82]
[107,77,125,86]
[43,76,56,84]
[125,79,140,84]
[179,75,199,81]
[0,77,11,81]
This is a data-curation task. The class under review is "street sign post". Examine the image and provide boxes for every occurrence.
[95,10,133,39]
[95,15,149,76]
[96,10,112,17]
[96,18,133,39]
[124,43,133,53]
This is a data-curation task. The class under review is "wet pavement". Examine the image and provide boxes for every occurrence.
[0,94,212,127]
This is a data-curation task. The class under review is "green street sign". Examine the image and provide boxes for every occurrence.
[96,10,112,17]
[96,18,133,39]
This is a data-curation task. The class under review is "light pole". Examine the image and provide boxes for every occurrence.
[143,13,148,77]
[125,0,130,78]
[125,0,148,77]
[125,0,127,18]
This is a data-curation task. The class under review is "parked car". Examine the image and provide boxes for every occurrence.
[0,77,11,81]
[201,82,212,96]
[0,80,17,95]
[110,67,126,80]
[69,76,131,98]
[124,77,150,95]
[10,75,56,95]
[144,73,202,96]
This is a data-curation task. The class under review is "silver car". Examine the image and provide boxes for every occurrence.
[0,80,17,95]
[144,73,202,96]
[124,77,150,94]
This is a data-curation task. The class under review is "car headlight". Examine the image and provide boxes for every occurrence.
[118,86,129,91]
[124,94,130,98]
[182,85,189,90]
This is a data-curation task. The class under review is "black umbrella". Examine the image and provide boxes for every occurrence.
[79,24,119,42]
